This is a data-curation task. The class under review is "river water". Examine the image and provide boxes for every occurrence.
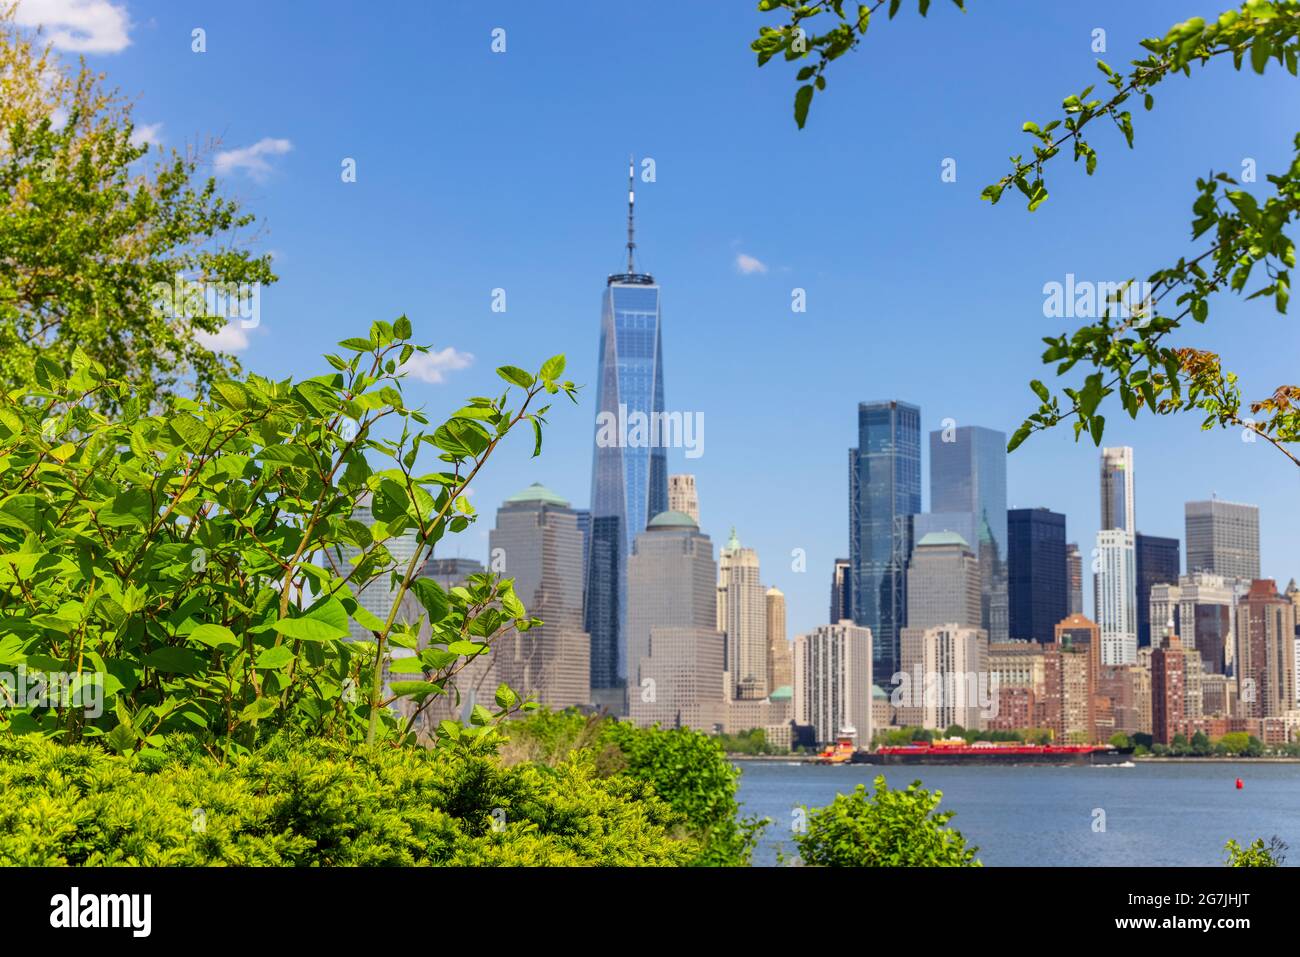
[733,759,1300,866]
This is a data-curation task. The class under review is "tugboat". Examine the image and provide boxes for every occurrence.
[811,726,858,765]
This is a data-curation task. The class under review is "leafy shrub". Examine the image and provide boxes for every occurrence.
[502,709,767,865]
[0,734,694,866]
[0,320,575,755]
[1224,836,1287,867]
[794,776,980,867]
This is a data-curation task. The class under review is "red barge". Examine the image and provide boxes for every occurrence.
[853,739,1126,766]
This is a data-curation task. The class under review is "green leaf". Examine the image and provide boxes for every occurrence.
[393,315,413,339]
[390,680,443,700]
[142,647,206,675]
[255,645,295,670]
[539,354,566,381]
[273,596,350,642]
[496,366,534,389]
[469,703,494,726]
[191,623,238,650]
[794,84,814,129]
[239,697,278,722]
[409,578,449,623]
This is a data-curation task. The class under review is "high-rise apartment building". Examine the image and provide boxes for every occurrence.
[793,621,873,746]
[627,511,726,729]
[487,484,592,711]
[766,587,793,693]
[1236,579,1297,720]
[1094,528,1138,665]
[897,625,990,730]
[849,400,921,684]
[1007,508,1068,643]
[667,474,699,524]
[717,529,768,699]
[1151,628,1188,744]
[1185,499,1261,582]
[1046,614,1101,743]
[922,425,1009,642]
[1135,533,1180,649]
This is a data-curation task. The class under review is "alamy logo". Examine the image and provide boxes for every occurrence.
[49,887,151,937]
[595,403,704,459]
[150,272,261,328]
[1042,274,1154,323]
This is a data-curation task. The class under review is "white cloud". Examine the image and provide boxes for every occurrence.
[194,323,251,353]
[14,0,131,53]
[735,253,768,275]
[129,122,163,148]
[214,137,293,181]
[401,346,474,384]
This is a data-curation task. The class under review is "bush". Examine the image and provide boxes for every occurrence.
[502,709,767,866]
[1224,837,1287,867]
[794,776,980,867]
[0,734,694,866]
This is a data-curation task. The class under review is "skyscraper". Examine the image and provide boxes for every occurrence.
[922,425,1009,642]
[1185,499,1261,582]
[1066,542,1083,616]
[587,160,668,710]
[1100,447,1135,533]
[487,484,592,710]
[1135,533,1180,649]
[627,510,725,730]
[667,474,699,524]
[1150,627,1187,745]
[1007,508,1068,643]
[830,557,852,624]
[1149,572,1235,673]
[717,529,768,699]
[849,400,921,684]
[1236,579,1297,720]
[766,587,792,693]
[329,492,421,643]
[793,621,873,746]
[1095,528,1138,665]
[902,532,982,632]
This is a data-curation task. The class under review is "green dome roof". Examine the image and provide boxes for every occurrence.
[916,530,970,549]
[647,510,698,530]
[769,685,793,701]
[872,684,890,700]
[504,482,570,507]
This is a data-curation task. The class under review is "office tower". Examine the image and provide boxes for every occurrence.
[1046,614,1101,743]
[1290,580,1300,705]
[627,511,725,729]
[1094,528,1138,665]
[849,400,921,685]
[1100,447,1135,532]
[1185,500,1261,582]
[903,532,982,632]
[793,621,873,746]
[717,529,768,699]
[420,557,485,590]
[329,491,422,643]
[897,625,990,730]
[1135,533,1180,648]
[1007,508,1068,643]
[830,558,852,624]
[487,484,592,710]
[1151,627,1188,744]
[1066,542,1084,616]
[766,587,793,692]
[923,425,1009,642]
[587,160,668,709]
[1148,572,1235,674]
[667,474,699,524]
[1236,579,1297,719]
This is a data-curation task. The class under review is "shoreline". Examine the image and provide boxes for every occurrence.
[727,753,1300,764]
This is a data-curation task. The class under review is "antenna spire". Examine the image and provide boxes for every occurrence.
[626,154,636,273]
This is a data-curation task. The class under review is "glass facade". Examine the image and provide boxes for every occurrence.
[1135,532,1180,648]
[586,276,668,694]
[1007,507,1068,643]
[926,425,1009,642]
[849,401,921,683]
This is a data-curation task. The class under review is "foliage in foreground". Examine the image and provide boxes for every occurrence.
[1224,836,1288,866]
[0,734,694,866]
[501,709,768,866]
[0,319,575,755]
[793,776,980,867]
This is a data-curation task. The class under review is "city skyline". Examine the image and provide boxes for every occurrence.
[88,0,1300,645]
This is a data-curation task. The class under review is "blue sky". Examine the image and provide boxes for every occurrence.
[27,0,1300,639]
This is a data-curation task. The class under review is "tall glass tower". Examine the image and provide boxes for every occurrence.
[849,400,921,684]
[586,159,668,708]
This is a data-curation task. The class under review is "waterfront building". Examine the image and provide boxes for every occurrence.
[1007,508,1068,643]
[793,620,873,746]
[1236,579,1297,720]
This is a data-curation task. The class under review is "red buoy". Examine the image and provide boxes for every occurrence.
[1235,778,1244,789]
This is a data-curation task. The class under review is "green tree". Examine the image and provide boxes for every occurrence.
[0,318,577,755]
[752,1,1300,467]
[794,776,980,866]
[1109,732,1132,750]
[1190,730,1212,755]
[0,8,275,409]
